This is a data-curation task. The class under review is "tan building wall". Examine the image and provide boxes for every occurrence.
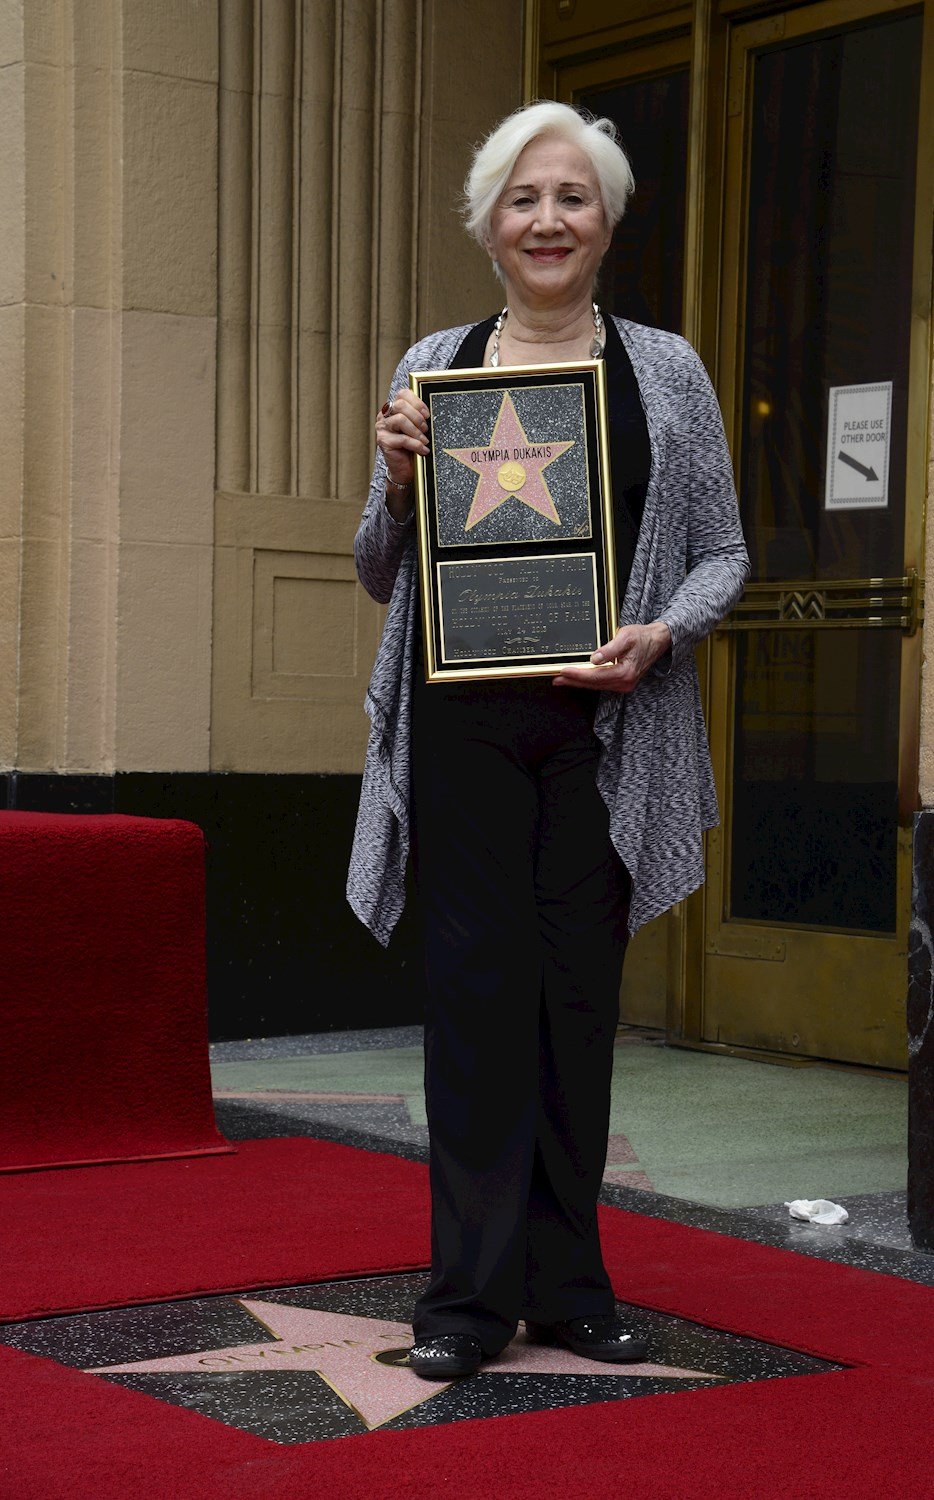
[1,0,522,778]
[1,0,219,774]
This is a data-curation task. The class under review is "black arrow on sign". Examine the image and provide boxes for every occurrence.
[837,450,879,482]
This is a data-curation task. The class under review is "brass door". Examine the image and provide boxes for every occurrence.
[553,35,693,1027]
[703,0,929,1068]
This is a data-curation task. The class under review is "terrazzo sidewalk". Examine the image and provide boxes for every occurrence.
[211,1025,906,1208]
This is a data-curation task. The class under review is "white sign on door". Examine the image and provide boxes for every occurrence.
[824,381,892,510]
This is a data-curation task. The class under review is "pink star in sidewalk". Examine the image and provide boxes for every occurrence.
[86,1302,720,1433]
[444,391,575,531]
[90,1302,437,1430]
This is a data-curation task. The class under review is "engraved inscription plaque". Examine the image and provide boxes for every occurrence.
[437,555,599,664]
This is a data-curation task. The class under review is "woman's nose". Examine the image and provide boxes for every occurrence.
[532,193,563,233]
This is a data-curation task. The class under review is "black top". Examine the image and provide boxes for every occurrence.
[448,313,651,608]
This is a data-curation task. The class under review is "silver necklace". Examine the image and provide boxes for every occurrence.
[489,301,604,367]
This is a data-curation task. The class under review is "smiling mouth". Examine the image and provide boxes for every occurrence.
[525,248,572,262]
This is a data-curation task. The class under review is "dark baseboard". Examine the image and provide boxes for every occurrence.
[2,771,425,1042]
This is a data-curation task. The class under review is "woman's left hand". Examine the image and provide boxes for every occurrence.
[553,620,672,693]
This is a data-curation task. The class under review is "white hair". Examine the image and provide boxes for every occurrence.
[463,100,635,249]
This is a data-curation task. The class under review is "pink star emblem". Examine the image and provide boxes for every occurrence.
[90,1302,439,1430]
[86,1301,720,1434]
[444,391,575,531]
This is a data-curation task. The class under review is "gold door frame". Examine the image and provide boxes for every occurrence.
[538,11,695,1032]
[525,0,934,1066]
[700,0,932,1068]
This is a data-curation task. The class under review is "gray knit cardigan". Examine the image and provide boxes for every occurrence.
[346,317,750,945]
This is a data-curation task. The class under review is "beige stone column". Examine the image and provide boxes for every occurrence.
[0,1,70,771]
[0,4,26,769]
[114,3,218,772]
[0,0,218,775]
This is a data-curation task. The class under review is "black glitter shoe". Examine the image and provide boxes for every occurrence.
[408,1334,484,1380]
[524,1314,648,1363]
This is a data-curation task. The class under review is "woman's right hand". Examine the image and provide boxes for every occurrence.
[376,391,430,517]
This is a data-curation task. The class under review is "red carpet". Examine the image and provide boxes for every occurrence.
[1,1350,930,1499]
[1,1136,933,1497]
[0,811,229,1172]
[0,1137,432,1323]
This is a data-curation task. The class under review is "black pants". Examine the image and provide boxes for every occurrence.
[410,671,631,1357]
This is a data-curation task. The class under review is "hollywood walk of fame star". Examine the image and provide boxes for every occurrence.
[444,391,575,532]
[88,1300,721,1432]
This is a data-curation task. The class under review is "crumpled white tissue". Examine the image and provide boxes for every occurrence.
[784,1198,849,1225]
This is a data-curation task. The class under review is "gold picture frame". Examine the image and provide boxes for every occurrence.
[409,359,617,682]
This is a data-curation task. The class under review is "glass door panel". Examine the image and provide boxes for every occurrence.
[731,629,901,932]
[558,36,691,332]
[578,71,689,332]
[740,17,920,583]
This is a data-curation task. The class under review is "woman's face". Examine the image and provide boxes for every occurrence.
[485,135,612,311]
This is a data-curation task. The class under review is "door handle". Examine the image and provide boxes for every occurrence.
[715,570,922,634]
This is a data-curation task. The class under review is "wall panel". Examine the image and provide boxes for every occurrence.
[212,0,520,774]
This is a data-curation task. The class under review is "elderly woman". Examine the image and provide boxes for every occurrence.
[347,101,749,1381]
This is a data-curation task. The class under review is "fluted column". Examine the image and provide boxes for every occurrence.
[217,0,423,505]
[212,0,519,774]
[294,0,337,495]
[217,0,254,494]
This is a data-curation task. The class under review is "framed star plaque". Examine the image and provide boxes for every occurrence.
[409,360,617,682]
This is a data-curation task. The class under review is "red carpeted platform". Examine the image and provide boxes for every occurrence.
[0,811,230,1173]
[1,1136,933,1497]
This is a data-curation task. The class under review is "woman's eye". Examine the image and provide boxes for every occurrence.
[562,194,584,206]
